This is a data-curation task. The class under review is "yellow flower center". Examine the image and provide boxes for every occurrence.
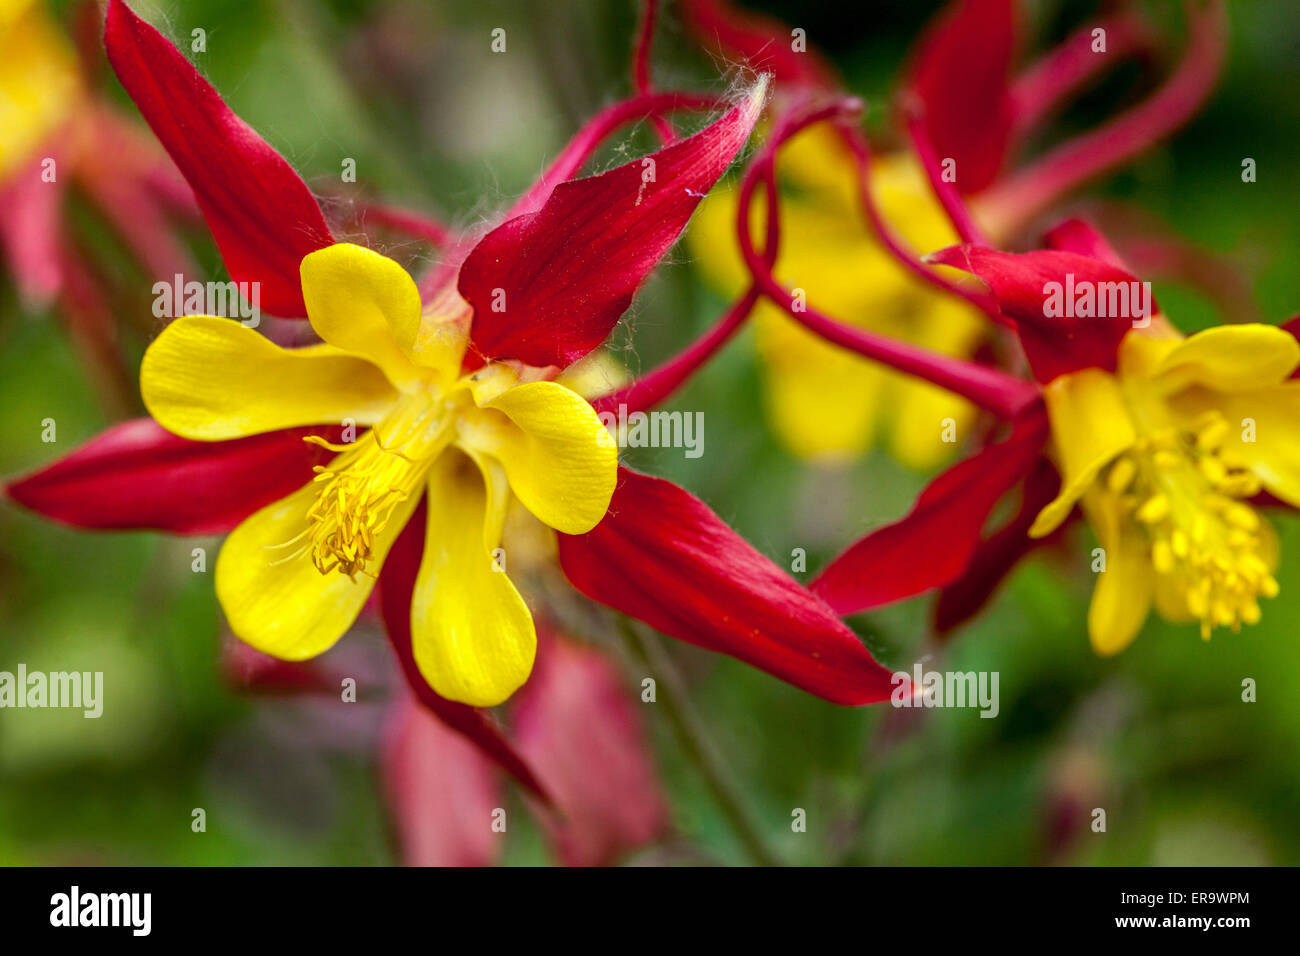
[284,382,477,580]
[1102,410,1277,638]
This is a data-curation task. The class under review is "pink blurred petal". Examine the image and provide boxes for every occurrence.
[512,634,668,866]
[0,149,66,305]
[382,693,503,867]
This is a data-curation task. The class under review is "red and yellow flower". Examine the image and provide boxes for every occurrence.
[7,2,896,747]
[809,218,1299,654]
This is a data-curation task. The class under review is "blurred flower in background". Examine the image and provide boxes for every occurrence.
[0,0,198,416]
[683,0,1223,469]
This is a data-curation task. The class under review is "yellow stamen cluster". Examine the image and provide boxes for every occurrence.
[301,433,418,579]
[1103,411,1277,639]
[271,393,450,580]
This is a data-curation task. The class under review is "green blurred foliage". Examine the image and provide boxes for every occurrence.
[3,0,1298,866]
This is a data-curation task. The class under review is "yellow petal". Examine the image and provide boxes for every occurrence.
[1084,488,1154,655]
[215,476,420,660]
[141,315,397,440]
[459,381,617,534]
[1149,324,1300,394]
[1184,382,1300,508]
[1030,367,1136,537]
[410,450,535,706]
[458,443,510,554]
[300,243,429,388]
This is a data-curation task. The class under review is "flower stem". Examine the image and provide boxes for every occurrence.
[615,615,783,866]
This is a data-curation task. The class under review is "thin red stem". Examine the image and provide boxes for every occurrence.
[739,104,1039,420]
[834,125,1004,324]
[632,0,676,145]
[594,289,757,416]
[1011,12,1155,136]
[505,89,724,220]
[902,104,989,245]
[594,96,786,416]
[984,0,1225,234]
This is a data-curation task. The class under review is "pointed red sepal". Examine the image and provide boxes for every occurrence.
[933,458,1062,634]
[679,0,839,91]
[556,467,896,705]
[459,80,766,371]
[927,243,1154,383]
[811,411,1048,616]
[104,0,333,317]
[0,152,65,305]
[5,419,340,534]
[906,0,1017,195]
[381,692,504,867]
[378,503,552,804]
[512,631,669,866]
[1043,217,1129,268]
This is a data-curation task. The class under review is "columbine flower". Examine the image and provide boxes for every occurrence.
[140,240,618,706]
[809,218,1298,654]
[680,0,1223,467]
[9,1,896,722]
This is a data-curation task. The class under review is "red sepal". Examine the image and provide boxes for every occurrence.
[933,458,1062,633]
[104,0,333,317]
[906,0,1017,195]
[459,83,765,370]
[557,467,896,705]
[5,419,340,535]
[811,411,1048,615]
[1043,217,1129,268]
[928,244,1153,383]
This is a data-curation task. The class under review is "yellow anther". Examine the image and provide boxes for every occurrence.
[1220,473,1261,498]
[1152,539,1174,574]
[1197,418,1229,452]
[1224,502,1260,532]
[1136,495,1170,524]
[1105,405,1277,641]
[1170,529,1189,558]
[1198,455,1227,486]
[1107,457,1136,494]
